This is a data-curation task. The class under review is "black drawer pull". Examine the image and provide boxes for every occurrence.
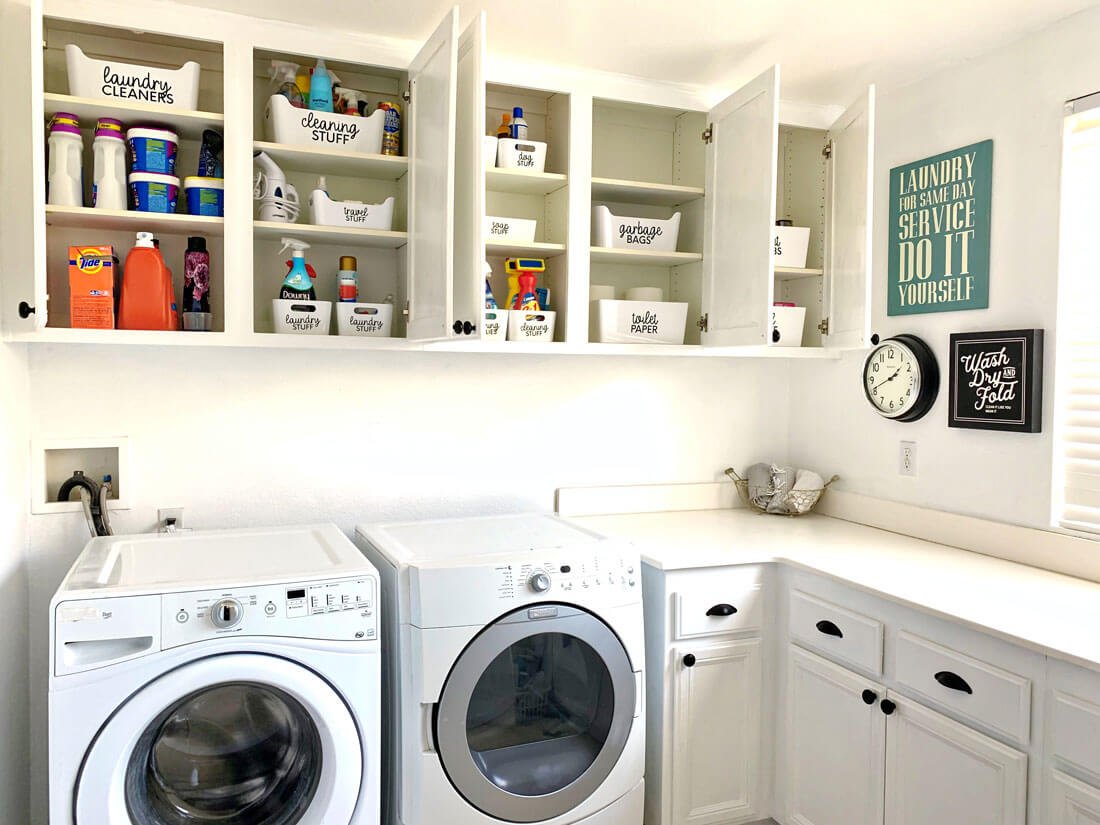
[934,670,973,694]
[815,619,843,638]
[861,689,877,705]
[683,653,697,668]
[706,603,738,617]
[880,698,896,715]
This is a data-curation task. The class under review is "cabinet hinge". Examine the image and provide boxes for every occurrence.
[701,123,714,144]
[402,300,410,318]
[697,313,709,332]
[822,139,833,159]
[817,318,829,335]
[402,83,411,104]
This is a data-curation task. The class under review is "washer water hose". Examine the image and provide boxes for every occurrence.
[57,470,114,537]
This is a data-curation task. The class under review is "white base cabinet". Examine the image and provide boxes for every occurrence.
[1049,771,1100,824]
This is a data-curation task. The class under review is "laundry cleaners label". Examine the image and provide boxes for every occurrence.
[101,66,174,104]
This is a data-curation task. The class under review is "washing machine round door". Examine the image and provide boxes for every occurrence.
[75,653,363,825]
[435,604,636,823]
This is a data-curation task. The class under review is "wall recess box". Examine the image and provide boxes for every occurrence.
[32,436,132,515]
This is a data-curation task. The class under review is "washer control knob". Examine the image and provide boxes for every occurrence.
[211,598,243,629]
[528,570,552,593]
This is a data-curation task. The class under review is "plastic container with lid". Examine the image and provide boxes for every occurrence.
[129,172,180,213]
[47,112,83,207]
[183,176,224,216]
[92,118,127,210]
[127,127,179,174]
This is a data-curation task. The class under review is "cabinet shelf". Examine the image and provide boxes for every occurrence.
[485,239,566,258]
[591,177,704,207]
[775,266,824,280]
[45,205,225,236]
[43,93,223,141]
[252,141,409,180]
[590,247,702,267]
[23,328,232,346]
[253,221,408,248]
[485,167,568,195]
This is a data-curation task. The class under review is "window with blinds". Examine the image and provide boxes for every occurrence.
[1055,92,1100,533]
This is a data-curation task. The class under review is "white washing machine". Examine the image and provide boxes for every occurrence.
[355,514,644,825]
[49,523,380,825]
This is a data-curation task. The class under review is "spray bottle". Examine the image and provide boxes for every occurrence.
[270,60,305,108]
[309,58,334,112]
[279,238,316,300]
[484,260,497,309]
[505,257,545,310]
[253,151,300,222]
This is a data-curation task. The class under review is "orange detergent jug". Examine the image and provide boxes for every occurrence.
[118,232,174,330]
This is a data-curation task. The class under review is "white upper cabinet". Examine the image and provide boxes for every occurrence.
[701,65,780,347]
[405,7,459,340]
[822,86,875,349]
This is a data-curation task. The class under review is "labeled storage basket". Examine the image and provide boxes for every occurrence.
[272,299,331,335]
[508,310,555,342]
[310,191,395,230]
[773,226,810,268]
[483,135,499,169]
[336,303,392,337]
[484,215,536,243]
[265,94,385,153]
[771,305,806,347]
[595,299,688,345]
[593,206,681,252]
[482,309,508,341]
[725,467,839,517]
[497,138,547,172]
[65,45,200,110]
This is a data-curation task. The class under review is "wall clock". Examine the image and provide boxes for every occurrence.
[862,334,939,421]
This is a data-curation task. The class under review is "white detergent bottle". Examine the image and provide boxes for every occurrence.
[92,118,127,210]
[47,112,83,206]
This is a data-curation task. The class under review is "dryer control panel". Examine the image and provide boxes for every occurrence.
[162,575,377,648]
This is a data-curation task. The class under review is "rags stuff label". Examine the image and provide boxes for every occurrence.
[888,140,993,315]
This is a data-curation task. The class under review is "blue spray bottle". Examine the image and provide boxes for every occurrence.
[309,59,334,113]
[279,237,316,299]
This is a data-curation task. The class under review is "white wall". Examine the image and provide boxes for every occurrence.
[787,4,1100,529]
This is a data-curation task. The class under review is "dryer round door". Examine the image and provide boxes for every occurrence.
[435,604,636,823]
[75,653,363,825]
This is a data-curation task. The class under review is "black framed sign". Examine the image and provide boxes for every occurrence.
[948,329,1043,432]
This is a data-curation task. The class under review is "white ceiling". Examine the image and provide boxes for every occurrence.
[190,0,1098,103]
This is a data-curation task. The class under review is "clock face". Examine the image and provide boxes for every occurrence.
[864,341,921,418]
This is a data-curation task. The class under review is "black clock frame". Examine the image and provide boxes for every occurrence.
[862,334,940,422]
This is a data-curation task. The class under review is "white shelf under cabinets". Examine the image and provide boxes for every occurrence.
[253,221,408,248]
[43,93,223,141]
[485,239,566,258]
[775,266,824,280]
[485,168,568,195]
[590,247,703,267]
[591,177,705,207]
[46,206,225,236]
[252,141,409,180]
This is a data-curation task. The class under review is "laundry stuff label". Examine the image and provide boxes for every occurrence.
[888,140,992,315]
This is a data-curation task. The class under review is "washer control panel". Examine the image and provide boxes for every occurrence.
[162,575,376,647]
[495,551,637,599]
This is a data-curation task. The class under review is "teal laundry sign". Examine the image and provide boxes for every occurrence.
[888,140,992,315]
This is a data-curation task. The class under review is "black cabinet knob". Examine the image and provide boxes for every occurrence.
[683,653,697,668]
[934,671,973,694]
[706,603,737,617]
[18,301,35,319]
[861,689,877,705]
[452,320,463,334]
[880,698,896,715]
[815,619,844,638]
[463,320,476,335]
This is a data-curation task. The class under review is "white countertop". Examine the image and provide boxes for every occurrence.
[571,508,1100,670]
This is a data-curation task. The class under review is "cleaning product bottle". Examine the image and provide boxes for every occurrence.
[496,112,511,139]
[337,255,357,302]
[182,236,212,330]
[92,118,126,210]
[510,107,528,139]
[296,68,312,105]
[47,112,84,206]
[515,272,539,310]
[118,232,174,330]
[197,129,223,177]
[309,58,333,113]
[271,60,305,108]
[279,238,316,300]
[317,175,329,196]
[484,261,497,309]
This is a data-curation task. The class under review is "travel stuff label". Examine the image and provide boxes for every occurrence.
[888,140,993,315]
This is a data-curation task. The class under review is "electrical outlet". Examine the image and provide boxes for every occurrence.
[899,441,917,477]
[158,507,185,532]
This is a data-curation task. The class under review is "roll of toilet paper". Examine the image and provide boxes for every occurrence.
[625,287,664,302]
[590,284,616,301]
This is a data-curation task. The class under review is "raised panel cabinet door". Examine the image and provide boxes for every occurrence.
[449,11,486,339]
[1049,770,1100,824]
[884,692,1027,825]
[822,85,875,349]
[701,65,779,347]
[785,646,886,825]
[671,638,762,825]
[406,6,459,340]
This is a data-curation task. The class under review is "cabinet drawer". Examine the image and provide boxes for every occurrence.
[895,631,1031,745]
[673,567,764,640]
[789,590,883,676]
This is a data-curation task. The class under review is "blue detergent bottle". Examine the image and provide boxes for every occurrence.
[309,59,333,113]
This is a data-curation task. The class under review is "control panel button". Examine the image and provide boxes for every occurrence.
[264,602,277,616]
[210,598,242,629]
[528,570,552,593]
[175,609,189,624]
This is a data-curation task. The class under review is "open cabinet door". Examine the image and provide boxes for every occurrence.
[701,65,779,347]
[0,0,46,334]
[822,85,875,349]
[449,11,486,340]
[405,7,459,341]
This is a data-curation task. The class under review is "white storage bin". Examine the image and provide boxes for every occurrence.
[595,300,688,345]
[309,191,395,230]
[592,206,681,252]
[771,305,806,347]
[482,135,498,169]
[65,45,200,110]
[265,94,385,154]
[508,310,556,342]
[497,138,547,172]
[773,226,811,268]
[272,299,331,335]
[482,309,508,342]
[336,302,393,337]
[484,215,536,243]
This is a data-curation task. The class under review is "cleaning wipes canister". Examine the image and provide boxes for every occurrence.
[127,127,178,174]
[130,172,180,213]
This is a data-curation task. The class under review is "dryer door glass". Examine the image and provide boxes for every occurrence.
[124,682,322,825]
[436,605,636,823]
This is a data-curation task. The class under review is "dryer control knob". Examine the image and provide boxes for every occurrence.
[211,598,243,629]
[528,571,552,593]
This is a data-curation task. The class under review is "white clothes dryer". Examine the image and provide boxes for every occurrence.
[49,524,380,825]
[356,514,644,825]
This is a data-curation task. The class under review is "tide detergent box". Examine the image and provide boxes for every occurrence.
[68,245,120,329]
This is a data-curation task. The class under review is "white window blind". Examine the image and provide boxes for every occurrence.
[1056,97,1100,533]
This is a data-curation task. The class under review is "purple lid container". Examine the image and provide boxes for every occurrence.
[95,117,124,139]
[49,112,81,137]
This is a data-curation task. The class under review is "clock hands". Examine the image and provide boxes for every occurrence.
[883,367,903,384]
